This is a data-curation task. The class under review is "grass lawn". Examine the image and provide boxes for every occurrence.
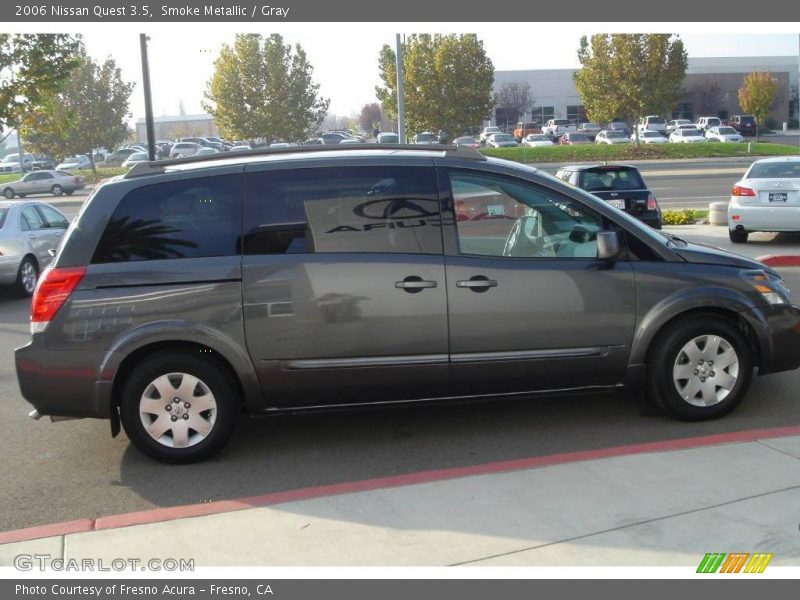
[0,167,128,187]
[479,142,800,164]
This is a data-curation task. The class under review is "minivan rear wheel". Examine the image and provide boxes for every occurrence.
[646,315,753,420]
[120,353,238,463]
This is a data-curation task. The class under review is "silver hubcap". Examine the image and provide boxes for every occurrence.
[672,335,739,407]
[21,261,37,293]
[139,373,217,448]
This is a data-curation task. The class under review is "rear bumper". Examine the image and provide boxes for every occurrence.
[728,203,800,232]
[15,336,110,419]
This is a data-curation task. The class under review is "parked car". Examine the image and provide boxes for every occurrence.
[606,120,631,137]
[230,144,252,152]
[31,155,57,170]
[169,142,203,158]
[103,148,142,166]
[122,152,150,167]
[513,122,541,142]
[479,126,502,145]
[320,132,347,145]
[195,147,220,156]
[542,119,576,140]
[559,132,591,145]
[521,134,554,147]
[555,164,662,229]
[0,200,69,296]
[0,153,35,174]
[669,129,706,143]
[595,130,631,145]
[302,138,324,145]
[2,170,86,199]
[56,155,92,170]
[666,119,693,135]
[485,133,519,148]
[705,126,743,143]
[453,136,480,149]
[577,123,602,142]
[376,132,400,144]
[632,131,668,144]
[694,117,723,133]
[412,132,438,144]
[637,116,668,135]
[728,157,800,243]
[729,115,757,137]
[16,145,800,463]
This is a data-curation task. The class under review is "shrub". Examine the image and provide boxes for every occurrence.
[661,209,697,225]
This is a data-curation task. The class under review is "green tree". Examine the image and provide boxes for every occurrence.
[375,34,494,138]
[574,34,688,144]
[203,34,329,142]
[738,71,779,141]
[0,34,81,137]
[22,51,134,173]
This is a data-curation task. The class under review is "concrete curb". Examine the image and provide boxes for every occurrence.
[4,424,800,547]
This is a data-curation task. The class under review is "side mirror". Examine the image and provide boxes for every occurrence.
[596,231,620,261]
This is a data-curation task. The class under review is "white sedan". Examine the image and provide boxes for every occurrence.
[522,134,554,147]
[595,130,630,145]
[669,129,706,143]
[706,126,743,143]
[632,131,668,144]
[727,157,800,243]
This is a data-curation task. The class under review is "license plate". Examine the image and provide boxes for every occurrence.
[768,192,788,203]
[608,199,626,209]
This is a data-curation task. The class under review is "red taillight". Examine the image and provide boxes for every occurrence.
[31,266,86,327]
[647,193,658,211]
[732,185,755,197]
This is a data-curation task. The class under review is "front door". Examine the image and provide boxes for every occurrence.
[242,162,450,408]
[440,168,637,397]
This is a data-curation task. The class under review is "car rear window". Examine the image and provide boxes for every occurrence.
[647,118,666,124]
[738,116,755,124]
[579,167,646,191]
[747,161,800,179]
[91,174,242,263]
[553,119,570,125]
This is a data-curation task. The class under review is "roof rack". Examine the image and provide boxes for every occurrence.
[124,143,486,179]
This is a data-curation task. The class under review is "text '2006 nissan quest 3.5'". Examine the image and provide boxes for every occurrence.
[15,145,800,463]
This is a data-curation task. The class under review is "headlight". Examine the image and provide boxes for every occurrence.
[742,270,791,305]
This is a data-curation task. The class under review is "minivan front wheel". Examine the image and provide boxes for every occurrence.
[120,353,238,463]
[646,315,753,420]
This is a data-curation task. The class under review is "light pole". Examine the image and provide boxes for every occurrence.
[139,34,156,161]
[395,33,406,144]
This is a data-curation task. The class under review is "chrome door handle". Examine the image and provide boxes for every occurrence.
[456,276,498,291]
[395,276,437,293]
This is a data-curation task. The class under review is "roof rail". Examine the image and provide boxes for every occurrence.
[123,143,486,179]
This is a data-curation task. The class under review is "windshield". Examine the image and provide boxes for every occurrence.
[717,127,737,134]
[485,127,501,133]
[493,134,514,142]
[647,117,666,124]
[738,116,755,124]
[416,133,435,141]
[606,131,626,138]
[579,167,646,191]
[642,132,661,138]
[528,135,548,141]
[747,161,800,179]
[569,134,589,141]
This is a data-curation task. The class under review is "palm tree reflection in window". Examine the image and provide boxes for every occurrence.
[92,216,199,263]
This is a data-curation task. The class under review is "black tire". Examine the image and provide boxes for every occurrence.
[14,256,39,297]
[646,315,753,421]
[51,184,63,197]
[64,190,74,196]
[120,352,239,463]
[3,188,14,199]
[17,194,26,198]
[729,229,748,243]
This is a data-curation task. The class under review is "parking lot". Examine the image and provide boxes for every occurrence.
[1,168,800,532]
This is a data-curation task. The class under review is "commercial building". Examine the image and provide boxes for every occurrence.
[492,56,799,128]
[134,113,219,141]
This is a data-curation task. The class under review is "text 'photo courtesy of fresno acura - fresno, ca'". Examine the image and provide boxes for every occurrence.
[15,145,800,463]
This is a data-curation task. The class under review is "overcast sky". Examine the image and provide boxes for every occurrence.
[73,26,800,122]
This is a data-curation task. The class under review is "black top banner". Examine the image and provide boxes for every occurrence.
[3,0,800,22]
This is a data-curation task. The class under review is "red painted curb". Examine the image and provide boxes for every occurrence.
[758,255,800,267]
[3,424,800,545]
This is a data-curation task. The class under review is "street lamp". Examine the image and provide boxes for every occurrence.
[139,34,156,161]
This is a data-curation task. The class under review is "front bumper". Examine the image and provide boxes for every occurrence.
[744,304,800,375]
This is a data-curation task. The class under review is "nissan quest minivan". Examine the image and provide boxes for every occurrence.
[15,145,800,463]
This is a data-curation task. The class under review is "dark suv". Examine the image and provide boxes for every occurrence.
[15,145,800,463]
[729,115,757,137]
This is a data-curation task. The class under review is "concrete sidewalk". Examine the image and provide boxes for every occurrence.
[2,427,800,567]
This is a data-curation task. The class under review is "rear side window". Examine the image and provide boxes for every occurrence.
[243,166,442,255]
[91,174,242,263]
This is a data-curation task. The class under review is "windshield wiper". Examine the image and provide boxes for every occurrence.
[660,230,688,246]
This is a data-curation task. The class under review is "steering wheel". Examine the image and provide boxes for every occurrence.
[502,218,523,257]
